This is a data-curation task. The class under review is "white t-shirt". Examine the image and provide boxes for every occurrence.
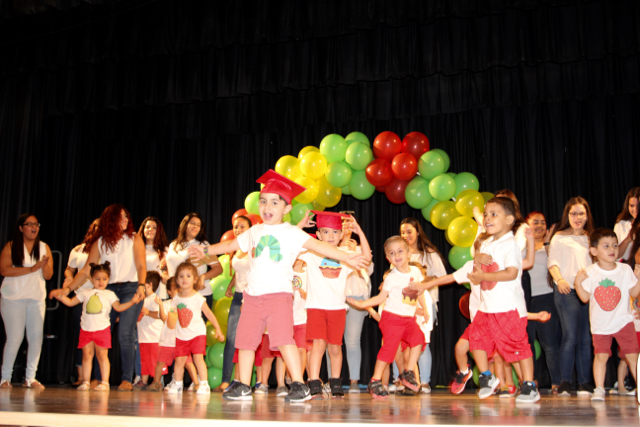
[381,266,425,317]
[292,267,307,326]
[159,300,176,347]
[145,246,168,299]
[299,251,352,310]
[530,247,553,297]
[98,235,138,284]
[410,252,446,305]
[236,223,311,297]
[452,260,479,321]
[231,254,250,294]
[76,288,119,332]
[137,295,163,343]
[342,245,374,298]
[171,292,207,341]
[547,234,592,289]
[614,220,633,261]
[581,262,637,334]
[68,244,93,291]
[166,240,212,296]
[416,288,434,343]
[476,232,527,317]
[1,242,48,301]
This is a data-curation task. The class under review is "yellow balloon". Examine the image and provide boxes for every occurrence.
[312,200,326,211]
[447,216,478,247]
[300,152,327,180]
[430,201,460,230]
[275,155,302,181]
[316,176,342,208]
[298,146,320,162]
[294,177,319,204]
[455,191,485,217]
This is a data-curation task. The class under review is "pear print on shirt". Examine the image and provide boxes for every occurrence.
[86,294,103,314]
[594,278,621,311]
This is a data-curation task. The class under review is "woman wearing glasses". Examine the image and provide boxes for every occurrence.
[0,214,54,388]
[547,197,595,396]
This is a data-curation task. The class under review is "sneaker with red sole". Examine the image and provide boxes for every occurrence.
[451,368,473,395]
[369,379,389,399]
[399,370,420,393]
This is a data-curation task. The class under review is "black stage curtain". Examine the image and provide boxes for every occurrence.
[0,0,639,387]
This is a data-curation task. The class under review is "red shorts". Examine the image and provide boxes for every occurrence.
[78,327,112,349]
[400,340,426,352]
[306,309,346,346]
[232,342,263,367]
[261,334,282,359]
[593,323,640,357]
[235,293,295,351]
[157,346,193,366]
[460,324,470,341]
[469,310,532,363]
[377,312,425,364]
[294,324,310,351]
[175,335,207,357]
[139,342,159,376]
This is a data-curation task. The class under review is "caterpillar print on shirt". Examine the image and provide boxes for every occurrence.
[254,235,283,262]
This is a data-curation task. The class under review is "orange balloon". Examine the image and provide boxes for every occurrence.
[220,230,235,243]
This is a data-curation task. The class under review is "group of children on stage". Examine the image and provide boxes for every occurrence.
[54,169,640,404]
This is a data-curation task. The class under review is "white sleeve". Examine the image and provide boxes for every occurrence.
[502,241,522,270]
[236,228,253,253]
[426,252,447,278]
[547,236,562,271]
[514,224,529,252]
[452,260,475,284]
[67,250,78,268]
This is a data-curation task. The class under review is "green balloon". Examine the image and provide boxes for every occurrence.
[244,191,261,215]
[319,134,348,163]
[290,202,313,224]
[462,282,471,290]
[283,212,292,224]
[207,367,223,390]
[454,172,480,197]
[429,174,457,201]
[211,275,230,301]
[345,142,373,171]
[448,245,473,270]
[405,176,433,209]
[341,184,352,196]
[430,200,460,230]
[535,339,541,360]
[210,342,225,370]
[431,149,450,172]
[446,172,457,178]
[345,132,370,147]
[218,254,231,279]
[418,151,446,180]
[325,160,353,188]
[421,198,439,223]
[472,365,480,387]
[349,170,375,200]
[481,192,495,203]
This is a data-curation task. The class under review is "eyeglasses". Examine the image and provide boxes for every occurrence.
[23,222,41,227]
[569,212,586,218]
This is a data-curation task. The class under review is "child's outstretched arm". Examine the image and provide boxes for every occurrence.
[188,240,240,261]
[113,292,142,312]
[349,216,372,262]
[155,295,168,322]
[54,294,81,308]
[303,238,369,271]
[573,268,591,303]
[527,311,551,323]
[202,302,225,342]
[408,273,456,292]
[347,290,389,310]
[522,228,535,270]
[467,266,518,284]
[630,265,640,299]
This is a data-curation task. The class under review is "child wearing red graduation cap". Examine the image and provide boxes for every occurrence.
[188,170,369,403]
[297,211,372,399]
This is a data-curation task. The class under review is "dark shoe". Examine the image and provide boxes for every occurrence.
[516,381,540,403]
[329,378,344,398]
[222,381,252,401]
[285,381,311,403]
[577,383,594,396]
[308,379,323,400]
[557,381,571,396]
[369,379,389,399]
[451,367,473,395]
[478,374,500,399]
[399,370,420,393]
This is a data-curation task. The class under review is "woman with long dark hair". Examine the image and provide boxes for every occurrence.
[138,216,169,298]
[0,213,54,388]
[615,187,640,261]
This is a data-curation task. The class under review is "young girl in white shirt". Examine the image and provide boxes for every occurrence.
[54,262,142,391]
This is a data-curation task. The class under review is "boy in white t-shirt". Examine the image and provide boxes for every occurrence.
[135,271,164,388]
[189,170,368,403]
[575,228,640,401]
[300,211,372,399]
[349,236,429,399]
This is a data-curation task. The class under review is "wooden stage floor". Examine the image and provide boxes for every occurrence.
[0,386,639,427]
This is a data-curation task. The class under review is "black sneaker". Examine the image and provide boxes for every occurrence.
[308,379,323,400]
[577,383,594,396]
[399,370,420,392]
[398,387,417,396]
[557,381,571,396]
[285,381,311,403]
[329,378,344,398]
[369,379,389,399]
[516,381,540,403]
[222,381,252,401]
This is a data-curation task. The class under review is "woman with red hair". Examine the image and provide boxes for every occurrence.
[51,204,146,391]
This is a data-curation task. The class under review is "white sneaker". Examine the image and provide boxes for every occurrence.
[388,383,397,393]
[254,383,269,394]
[591,387,606,402]
[478,374,500,399]
[188,382,196,391]
[167,382,183,394]
[164,374,175,391]
[133,375,141,385]
[197,383,210,395]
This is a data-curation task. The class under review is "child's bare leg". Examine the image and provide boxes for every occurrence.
[513,361,523,383]
[406,345,422,372]
[261,357,274,384]
[174,356,187,381]
[81,343,95,383]
[593,353,609,388]
[472,350,490,372]
[624,353,638,382]
[381,364,390,386]
[95,345,110,385]
[185,362,199,385]
[372,359,389,381]
[394,345,405,372]
[238,350,256,385]
[455,339,469,371]
[493,353,507,385]
[616,359,628,390]
[141,375,149,385]
[327,344,342,378]
[275,357,286,387]
[298,348,307,376]
[193,354,208,385]
[309,339,327,380]
[153,362,165,385]
[278,344,304,383]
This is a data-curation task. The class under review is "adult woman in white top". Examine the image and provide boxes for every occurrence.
[138,216,169,299]
[218,215,252,391]
[0,213,53,389]
[50,204,146,391]
[614,187,640,261]
[164,213,221,313]
[63,218,99,386]
[547,197,595,396]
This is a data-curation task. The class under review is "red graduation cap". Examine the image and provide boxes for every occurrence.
[311,210,350,230]
[257,169,306,204]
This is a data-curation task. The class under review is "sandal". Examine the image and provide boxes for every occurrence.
[77,381,90,391]
[23,379,45,389]
[0,379,12,389]
[94,382,110,391]
[551,386,559,395]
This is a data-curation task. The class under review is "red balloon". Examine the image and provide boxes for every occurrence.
[365,158,393,187]
[384,177,410,204]
[376,185,387,193]
[401,132,430,160]
[459,291,471,320]
[220,229,235,243]
[391,153,418,180]
[231,208,249,225]
[373,131,402,161]
[246,213,263,225]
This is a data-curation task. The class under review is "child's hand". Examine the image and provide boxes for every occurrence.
[62,276,73,289]
[535,311,551,323]
[345,253,370,271]
[187,245,206,261]
[349,216,363,235]
[225,287,234,298]
[154,294,162,306]
[297,211,316,229]
[342,239,358,252]
[474,253,493,266]
[472,206,483,225]
[215,328,225,342]
[575,268,589,284]
[408,282,427,292]
[297,288,307,300]
[131,293,142,304]
[467,269,484,284]
[367,307,381,322]
[524,227,533,240]
[141,307,149,316]
[347,297,364,309]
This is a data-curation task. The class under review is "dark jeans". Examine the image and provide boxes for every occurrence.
[527,292,561,385]
[222,292,243,383]
[202,294,214,323]
[95,281,142,383]
[554,286,592,384]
